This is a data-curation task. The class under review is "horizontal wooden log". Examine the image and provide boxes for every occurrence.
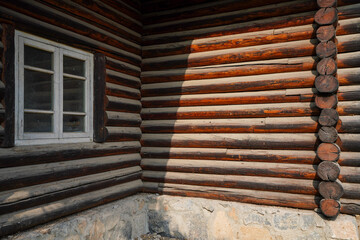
[317,143,341,161]
[141,158,317,180]
[317,161,341,181]
[106,58,140,77]
[0,166,140,205]
[141,102,319,120]
[319,108,339,126]
[0,153,141,191]
[106,70,141,89]
[143,17,360,58]
[143,3,360,45]
[143,157,360,183]
[141,115,360,134]
[105,111,141,127]
[338,134,360,152]
[143,33,360,71]
[35,0,141,44]
[0,180,142,237]
[142,51,360,84]
[0,167,141,215]
[143,182,319,210]
[338,115,360,134]
[0,6,141,67]
[341,198,360,215]
[100,0,141,23]
[316,41,337,58]
[105,126,142,141]
[0,1,141,55]
[70,0,142,33]
[318,180,344,200]
[142,83,359,108]
[316,25,336,42]
[143,38,318,71]
[141,133,319,150]
[144,0,318,38]
[142,101,360,120]
[142,171,318,195]
[141,147,360,167]
[106,82,140,100]
[142,133,360,151]
[315,94,338,109]
[319,126,338,142]
[320,199,341,218]
[143,0,293,22]
[314,7,338,25]
[0,141,140,168]
[106,96,141,113]
[141,117,319,133]
[142,88,312,107]
[317,0,337,8]
[317,57,337,75]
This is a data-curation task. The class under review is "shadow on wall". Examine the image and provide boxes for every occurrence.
[139,0,360,236]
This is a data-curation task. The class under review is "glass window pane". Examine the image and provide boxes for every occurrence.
[63,56,84,76]
[63,77,85,112]
[24,113,53,132]
[63,115,84,132]
[24,70,53,110]
[24,45,53,70]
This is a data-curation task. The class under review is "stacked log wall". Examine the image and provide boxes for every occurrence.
[140,0,360,215]
[0,0,142,237]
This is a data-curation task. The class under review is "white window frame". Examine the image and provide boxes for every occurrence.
[15,31,93,146]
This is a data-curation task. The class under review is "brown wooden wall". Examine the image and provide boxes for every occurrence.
[140,0,360,215]
[0,0,142,236]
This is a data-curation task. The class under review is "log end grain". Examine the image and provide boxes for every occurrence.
[316,25,336,42]
[317,161,340,181]
[320,199,340,218]
[316,143,341,161]
[319,108,339,126]
[319,126,338,143]
[315,75,339,93]
[316,41,337,59]
[318,180,344,200]
[314,8,338,26]
[315,94,338,109]
[317,58,337,75]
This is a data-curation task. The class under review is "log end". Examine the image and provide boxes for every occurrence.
[320,199,341,218]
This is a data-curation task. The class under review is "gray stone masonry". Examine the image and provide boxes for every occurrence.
[3,194,360,240]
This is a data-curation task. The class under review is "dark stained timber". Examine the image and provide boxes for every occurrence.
[93,53,107,143]
[1,23,15,148]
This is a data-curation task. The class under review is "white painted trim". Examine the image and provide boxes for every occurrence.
[15,30,94,146]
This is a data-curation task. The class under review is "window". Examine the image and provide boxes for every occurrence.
[15,31,93,145]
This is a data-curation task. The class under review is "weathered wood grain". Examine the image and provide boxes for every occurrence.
[319,126,338,142]
[0,167,141,215]
[0,153,141,191]
[0,142,140,168]
[0,180,142,237]
[319,180,344,200]
[317,161,341,181]
[320,199,341,218]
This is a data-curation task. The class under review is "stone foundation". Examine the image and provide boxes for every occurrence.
[4,194,359,240]
[3,195,148,240]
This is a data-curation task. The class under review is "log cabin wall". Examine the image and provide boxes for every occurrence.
[140,0,360,215]
[0,0,143,236]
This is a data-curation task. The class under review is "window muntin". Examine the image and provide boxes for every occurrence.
[15,31,93,145]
